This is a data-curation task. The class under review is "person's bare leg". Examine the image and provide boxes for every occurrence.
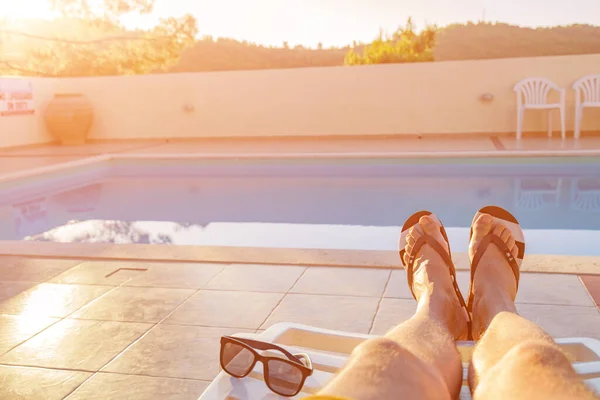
[467,214,598,400]
[316,215,468,400]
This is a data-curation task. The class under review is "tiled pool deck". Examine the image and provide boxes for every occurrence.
[2,134,600,163]
[0,135,599,399]
[0,258,599,399]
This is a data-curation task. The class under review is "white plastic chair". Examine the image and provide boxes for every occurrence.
[573,75,600,139]
[199,323,600,400]
[513,78,566,140]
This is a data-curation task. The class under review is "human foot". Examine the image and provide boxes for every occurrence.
[401,214,469,340]
[468,213,521,339]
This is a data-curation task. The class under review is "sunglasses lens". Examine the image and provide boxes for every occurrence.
[221,342,255,377]
[267,359,304,396]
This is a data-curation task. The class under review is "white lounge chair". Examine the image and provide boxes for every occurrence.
[199,323,600,400]
[573,75,600,140]
[513,78,566,140]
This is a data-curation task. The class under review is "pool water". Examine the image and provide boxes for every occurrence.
[1,157,599,255]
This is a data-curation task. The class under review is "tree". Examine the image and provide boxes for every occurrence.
[345,17,436,65]
[0,0,198,76]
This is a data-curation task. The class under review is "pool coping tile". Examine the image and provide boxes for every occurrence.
[580,275,600,311]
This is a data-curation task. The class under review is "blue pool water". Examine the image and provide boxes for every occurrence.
[1,156,599,255]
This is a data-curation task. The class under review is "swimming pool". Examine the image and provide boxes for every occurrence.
[1,156,599,255]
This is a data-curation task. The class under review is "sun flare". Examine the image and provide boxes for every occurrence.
[0,0,56,20]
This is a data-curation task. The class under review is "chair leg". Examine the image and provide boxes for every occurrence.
[548,110,552,138]
[574,107,582,140]
[560,106,566,140]
[516,107,523,141]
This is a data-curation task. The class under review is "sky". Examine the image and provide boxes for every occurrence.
[2,0,600,47]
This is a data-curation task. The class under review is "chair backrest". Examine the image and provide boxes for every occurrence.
[573,75,600,104]
[513,77,561,105]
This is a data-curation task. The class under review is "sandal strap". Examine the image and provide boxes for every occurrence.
[406,234,468,311]
[470,233,521,292]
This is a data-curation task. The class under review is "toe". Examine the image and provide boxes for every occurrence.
[511,243,519,258]
[418,214,449,253]
[472,214,494,238]
[419,215,440,235]
[500,228,511,242]
[419,215,446,243]
[470,214,494,259]
[403,226,421,265]
[403,250,410,266]
[506,236,516,251]
[407,229,418,246]
[492,224,505,238]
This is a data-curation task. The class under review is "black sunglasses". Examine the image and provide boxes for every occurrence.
[220,336,313,397]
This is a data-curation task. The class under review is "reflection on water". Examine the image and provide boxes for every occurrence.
[514,177,562,209]
[571,178,600,211]
[1,171,599,253]
[13,198,49,238]
[27,220,203,244]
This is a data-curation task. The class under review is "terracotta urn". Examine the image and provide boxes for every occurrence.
[44,93,94,145]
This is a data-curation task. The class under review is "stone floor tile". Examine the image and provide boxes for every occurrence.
[0,156,82,175]
[383,269,413,299]
[499,136,600,151]
[204,264,305,293]
[71,287,194,323]
[261,294,379,333]
[0,281,38,302]
[0,315,58,355]
[164,290,282,329]
[517,304,600,338]
[370,298,417,335]
[0,283,112,318]
[50,261,150,286]
[0,256,80,282]
[0,319,151,371]
[103,325,249,380]
[67,372,209,400]
[516,273,595,306]
[124,263,226,289]
[0,365,91,400]
[52,261,226,289]
[0,141,162,156]
[580,275,600,310]
[291,267,390,297]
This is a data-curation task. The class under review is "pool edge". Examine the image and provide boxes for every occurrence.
[1,241,598,276]
[2,149,600,183]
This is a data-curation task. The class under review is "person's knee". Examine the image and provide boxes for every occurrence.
[485,312,553,343]
[338,338,451,399]
[475,341,583,400]
[506,341,572,370]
